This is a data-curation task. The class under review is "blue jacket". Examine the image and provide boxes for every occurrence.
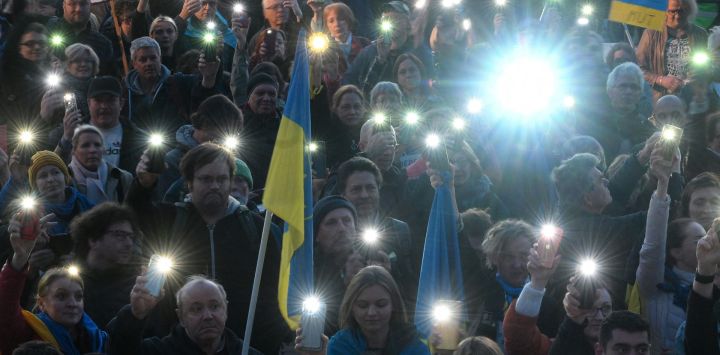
[327,329,430,355]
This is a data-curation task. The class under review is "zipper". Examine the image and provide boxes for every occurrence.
[208,224,216,278]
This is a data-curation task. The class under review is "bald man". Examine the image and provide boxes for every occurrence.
[650,95,687,128]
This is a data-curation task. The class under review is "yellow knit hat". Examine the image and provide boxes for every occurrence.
[27,151,71,190]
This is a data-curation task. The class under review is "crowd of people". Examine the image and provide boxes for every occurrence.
[0,0,719,354]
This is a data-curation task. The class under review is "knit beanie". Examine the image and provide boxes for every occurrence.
[313,195,357,235]
[247,73,278,96]
[234,158,253,190]
[28,151,71,190]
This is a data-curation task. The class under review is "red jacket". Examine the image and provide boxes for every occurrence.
[503,300,553,355]
[0,263,45,354]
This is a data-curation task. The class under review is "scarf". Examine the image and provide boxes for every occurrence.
[496,273,527,306]
[69,157,108,204]
[184,12,237,49]
[656,266,692,311]
[36,312,107,355]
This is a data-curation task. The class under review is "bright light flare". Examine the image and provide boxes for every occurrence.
[64,92,74,102]
[302,296,322,314]
[540,224,558,239]
[563,95,576,108]
[362,228,380,244]
[577,17,590,26]
[693,52,710,66]
[380,20,393,33]
[223,136,240,150]
[415,0,427,8]
[452,117,466,130]
[495,0,507,6]
[440,0,462,8]
[233,3,244,13]
[580,4,594,16]
[153,256,174,274]
[20,196,37,210]
[579,259,597,277]
[462,19,471,31]
[309,32,330,53]
[405,112,420,125]
[661,125,682,142]
[308,142,319,152]
[372,112,387,125]
[67,265,80,276]
[149,133,164,147]
[432,303,453,322]
[50,34,64,47]
[494,57,557,115]
[425,134,441,149]
[19,130,34,144]
[46,73,61,87]
[203,32,215,43]
[466,98,483,114]
[206,21,217,30]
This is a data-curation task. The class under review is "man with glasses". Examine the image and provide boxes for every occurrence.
[246,0,303,78]
[637,0,708,102]
[46,0,114,74]
[175,0,241,71]
[128,143,291,353]
[69,202,143,329]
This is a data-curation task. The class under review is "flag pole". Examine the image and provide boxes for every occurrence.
[623,24,635,49]
[242,211,274,355]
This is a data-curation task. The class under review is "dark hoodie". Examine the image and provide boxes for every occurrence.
[123,64,222,133]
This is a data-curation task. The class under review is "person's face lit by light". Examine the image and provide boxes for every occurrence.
[335,92,365,127]
[666,0,690,30]
[608,74,642,111]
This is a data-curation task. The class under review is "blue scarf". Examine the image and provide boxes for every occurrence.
[496,273,527,306]
[656,266,691,311]
[184,12,237,49]
[43,187,94,235]
[37,312,107,355]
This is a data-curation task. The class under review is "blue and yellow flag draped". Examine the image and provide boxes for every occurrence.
[609,0,667,31]
[415,171,465,339]
[263,29,313,330]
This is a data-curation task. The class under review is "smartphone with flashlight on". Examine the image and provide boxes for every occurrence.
[64,93,78,113]
[145,255,172,297]
[660,124,683,160]
[574,261,600,310]
[263,29,278,58]
[427,142,451,173]
[299,298,326,351]
[18,201,42,241]
[203,34,218,62]
[146,134,167,174]
[538,225,563,268]
[434,300,462,351]
[311,141,327,178]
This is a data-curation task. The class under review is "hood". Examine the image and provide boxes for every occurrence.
[175,124,200,150]
[125,64,171,95]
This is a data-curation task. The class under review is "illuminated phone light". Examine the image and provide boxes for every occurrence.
[154,256,174,274]
[19,130,34,144]
[148,133,164,147]
[495,0,507,6]
[372,112,388,125]
[309,32,330,53]
[50,34,64,47]
[233,3,244,13]
[67,265,80,276]
[462,19,471,31]
[693,52,710,66]
[362,228,380,244]
[405,112,420,125]
[46,74,61,87]
[466,98,482,114]
[308,142,319,152]
[540,224,558,239]
[206,21,217,30]
[380,20,393,33]
[563,96,576,109]
[432,303,453,322]
[451,117,466,131]
[415,0,427,8]
[425,134,441,149]
[580,4,594,16]
[223,136,240,150]
[302,296,322,314]
[579,258,598,277]
[577,17,590,26]
[20,196,37,211]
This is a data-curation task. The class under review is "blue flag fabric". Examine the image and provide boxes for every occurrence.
[415,171,465,338]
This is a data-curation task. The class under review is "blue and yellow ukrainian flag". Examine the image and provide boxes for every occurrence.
[609,0,667,31]
[263,29,313,330]
[415,171,465,339]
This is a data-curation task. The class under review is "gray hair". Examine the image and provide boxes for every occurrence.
[369,81,403,108]
[65,43,100,75]
[176,275,228,310]
[481,219,536,269]
[552,153,601,207]
[72,124,104,149]
[130,36,161,61]
[709,26,720,50]
[606,62,644,93]
[684,0,699,23]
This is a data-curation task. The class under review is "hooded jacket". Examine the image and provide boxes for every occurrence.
[123,65,221,133]
[125,179,291,353]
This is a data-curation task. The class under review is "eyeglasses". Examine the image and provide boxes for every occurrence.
[591,305,612,317]
[20,40,48,48]
[667,8,686,15]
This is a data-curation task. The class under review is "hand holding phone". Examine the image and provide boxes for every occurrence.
[538,225,563,268]
[146,255,173,297]
[433,300,461,350]
[299,297,326,351]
